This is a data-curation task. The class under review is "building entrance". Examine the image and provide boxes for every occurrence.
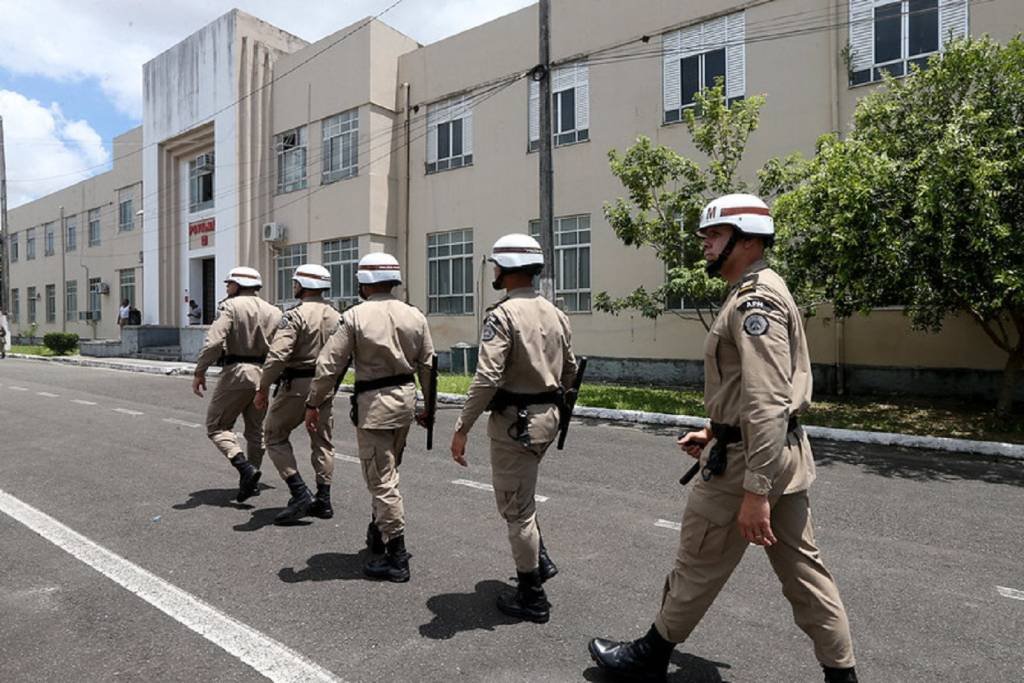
[201,258,216,324]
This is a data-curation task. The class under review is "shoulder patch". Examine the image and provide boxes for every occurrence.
[737,297,777,313]
[480,314,499,343]
[738,273,759,295]
[742,313,770,336]
[278,314,292,330]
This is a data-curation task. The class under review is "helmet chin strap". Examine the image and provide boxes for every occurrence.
[705,232,740,276]
[492,266,505,291]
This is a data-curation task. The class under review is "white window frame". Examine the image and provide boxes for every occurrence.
[27,286,37,324]
[66,216,77,252]
[322,238,359,309]
[118,188,134,232]
[88,208,101,247]
[529,61,590,151]
[275,244,307,305]
[65,280,78,322]
[663,12,745,124]
[189,153,215,212]
[45,284,56,323]
[44,222,55,256]
[529,215,592,312]
[276,127,308,193]
[26,228,36,260]
[119,269,136,308]
[427,228,474,315]
[9,233,17,262]
[88,278,102,320]
[426,96,474,174]
[322,110,359,183]
[10,288,19,323]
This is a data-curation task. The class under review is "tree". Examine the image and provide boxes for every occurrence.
[596,85,766,330]
[771,37,1024,415]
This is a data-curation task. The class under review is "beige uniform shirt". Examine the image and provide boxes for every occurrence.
[194,294,283,376]
[700,260,815,499]
[456,288,578,438]
[259,299,341,391]
[307,293,434,430]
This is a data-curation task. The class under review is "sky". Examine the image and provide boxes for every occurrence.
[0,0,535,208]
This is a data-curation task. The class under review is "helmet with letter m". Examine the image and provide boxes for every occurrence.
[697,193,775,275]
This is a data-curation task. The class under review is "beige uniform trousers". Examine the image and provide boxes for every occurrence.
[357,425,409,543]
[205,364,266,468]
[264,376,334,485]
[655,490,856,669]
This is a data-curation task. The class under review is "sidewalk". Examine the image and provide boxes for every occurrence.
[8,352,1024,461]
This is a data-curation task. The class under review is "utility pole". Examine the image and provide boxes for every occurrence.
[0,116,9,313]
[537,0,555,301]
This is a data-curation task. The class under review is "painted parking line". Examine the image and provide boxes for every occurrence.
[113,408,145,416]
[37,392,60,397]
[71,399,98,406]
[0,487,345,683]
[163,418,201,429]
[451,478,549,503]
[997,586,1024,601]
[654,519,681,531]
[9,386,28,391]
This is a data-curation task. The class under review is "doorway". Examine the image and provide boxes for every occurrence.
[201,258,215,324]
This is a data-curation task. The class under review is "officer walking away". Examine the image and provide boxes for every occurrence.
[254,264,340,525]
[305,253,434,583]
[193,267,282,503]
[588,195,858,682]
[450,233,577,624]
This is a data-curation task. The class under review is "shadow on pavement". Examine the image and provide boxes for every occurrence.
[172,487,262,511]
[418,579,520,639]
[233,507,311,532]
[583,651,731,682]
[278,550,372,583]
[811,439,1024,487]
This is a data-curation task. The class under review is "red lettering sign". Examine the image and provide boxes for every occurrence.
[188,218,216,236]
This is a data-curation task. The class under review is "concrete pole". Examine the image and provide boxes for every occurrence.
[0,116,9,313]
[537,0,556,301]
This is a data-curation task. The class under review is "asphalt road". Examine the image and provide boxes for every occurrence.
[0,358,1021,682]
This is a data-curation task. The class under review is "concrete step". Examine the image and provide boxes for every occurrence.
[136,345,181,361]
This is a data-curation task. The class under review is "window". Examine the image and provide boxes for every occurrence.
[529,215,592,312]
[66,216,77,252]
[848,0,966,85]
[322,110,359,183]
[26,228,36,260]
[663,12,746,123]
[426,96,473,174]
[88,278,102,320]
[118,188,134,231]
[45,284,56,323]
[9,233,17,262]
[10,289,19,323]
[88,208,101,246]
[529,61,590,151]
[275,244,307,304]
[27,286,37,324]
[189,152,215,212]
[427,228,474,314]
[119,269,136,308]
[65,280,78,322]
[276,127,307,193]
[44,222,55,256]
[322,238,359,309]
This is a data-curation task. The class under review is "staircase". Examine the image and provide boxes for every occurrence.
[135,345,182,361]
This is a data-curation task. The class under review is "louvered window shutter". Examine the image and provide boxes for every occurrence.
[461,97,473,157]
[426,105,440,164]
[725,12,746,99]
[939,0,968,48]
[528,79,540,143]
[848,0,874,72]
[663,30,681,114]
[575,62,589,131]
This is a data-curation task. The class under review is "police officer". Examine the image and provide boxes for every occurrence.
[193,267,282,502]
[254,264,340,525]
[588,195,858,682]
[450,233,577,624]
[305,252,434,583]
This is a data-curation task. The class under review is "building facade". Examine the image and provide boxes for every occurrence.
[6,0,1022,397]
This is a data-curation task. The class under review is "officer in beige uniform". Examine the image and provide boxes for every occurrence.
[589,195,857,683]
[193,267,282,503]
[451,233,577,624]
[253,264,340,525]
[305,252,434,583]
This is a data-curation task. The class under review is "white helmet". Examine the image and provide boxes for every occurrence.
[697,193,774,238]
[356,252,402,284]
[225,266,262,289]
[293,263,332,290]
[488,233,544,270]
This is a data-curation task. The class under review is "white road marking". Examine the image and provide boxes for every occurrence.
[37,392,60,397]
[9,386,28,391]
[71,399,98,406]
[113,408,145,416]
[163,418,200,429]
[997,586,1024,601]
[654,519,682,531]
[451,478,549,503]
[0,488,344,683]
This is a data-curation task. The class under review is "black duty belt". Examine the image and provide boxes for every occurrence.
[487,388,563,413]
[223,354,266,366]
[702,416,800,482]
[350,373,415,426]
[281,367,316,380]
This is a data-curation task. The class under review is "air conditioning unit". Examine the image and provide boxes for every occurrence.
[263,222,286,242]
[194,152,215,169]
[99,282,110,295]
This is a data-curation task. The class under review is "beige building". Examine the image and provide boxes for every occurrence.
[5,0,1022,398]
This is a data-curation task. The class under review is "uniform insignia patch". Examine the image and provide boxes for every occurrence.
[738,298,776,313]
[743,313,769,336]
[481,323,496,342]
[279,315,291,330]
[738,274,759,295]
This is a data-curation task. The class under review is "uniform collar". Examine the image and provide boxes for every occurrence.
[506,287,538,299]
[729,259,769,292]
[366,292,397,302]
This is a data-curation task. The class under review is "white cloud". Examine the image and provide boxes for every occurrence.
[0,0,535,120]
[0,90,111,207]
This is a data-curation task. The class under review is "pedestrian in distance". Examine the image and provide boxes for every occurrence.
[192,267,282,503]
[117,298,131,338]
[254,264,340,525]
[187,299,202,325]
[0,308,10,359]
[588,194,858,683]
[450,233,578,624]
[306,252,434,583]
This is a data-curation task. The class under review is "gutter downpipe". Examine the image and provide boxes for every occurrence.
[402,81,411,304]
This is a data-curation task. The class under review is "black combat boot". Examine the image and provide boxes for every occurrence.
[538,536,558,583]
[230,453,261,503]
[588,624,675,682]
[365,520,385,555]
[496,570,550,623]
[364,535,411,582]
[308,483,333,519]
[273,473,313,524]
[823,665,859,683]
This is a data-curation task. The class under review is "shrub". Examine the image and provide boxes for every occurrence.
[43,332,80,356]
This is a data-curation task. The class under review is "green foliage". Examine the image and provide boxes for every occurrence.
[598,85,767,328]
[42,332,80,356]
[772,37,1024,413]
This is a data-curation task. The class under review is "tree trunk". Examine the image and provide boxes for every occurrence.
[996,349,1023,417]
